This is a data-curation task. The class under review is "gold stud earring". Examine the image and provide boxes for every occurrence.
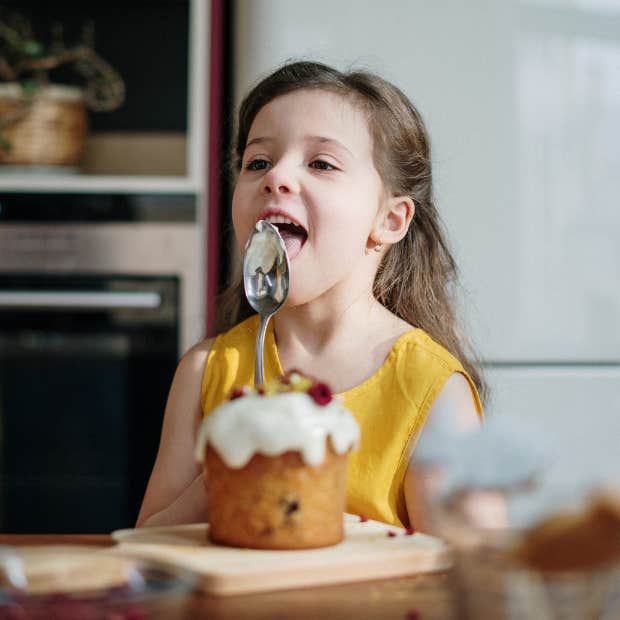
[366,234,384,255]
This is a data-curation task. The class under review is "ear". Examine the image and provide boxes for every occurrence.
[371,195,415,246]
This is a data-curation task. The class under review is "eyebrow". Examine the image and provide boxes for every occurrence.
[245,135,354,158]
[311,136,354,158]
[245,137,274,148]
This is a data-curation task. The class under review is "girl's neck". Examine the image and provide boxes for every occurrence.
[272,292,414,392]
[273,291,396,356]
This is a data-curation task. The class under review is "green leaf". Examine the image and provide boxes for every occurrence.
[0,136,12,153]
[22,40,43,56]
[19,80,40,95]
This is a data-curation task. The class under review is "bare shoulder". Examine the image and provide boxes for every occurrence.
[183,336,216,361]
[409,373,481,466]
[427,373,480,433]
[164,337,217,422]
[436,372,479,405]
[176,337,216,376]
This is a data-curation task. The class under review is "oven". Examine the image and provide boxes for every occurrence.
[0,194,202,533]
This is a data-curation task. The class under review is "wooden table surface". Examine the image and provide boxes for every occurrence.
[0,534,459,620]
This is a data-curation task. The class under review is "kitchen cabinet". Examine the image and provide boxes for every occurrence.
[0,0,208,193]
[0,0,224,532]
[0,0,219,350]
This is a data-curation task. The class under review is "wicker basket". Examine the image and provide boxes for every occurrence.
[0,83,88,167]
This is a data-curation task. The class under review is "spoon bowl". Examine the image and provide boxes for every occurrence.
[243,220,290,385]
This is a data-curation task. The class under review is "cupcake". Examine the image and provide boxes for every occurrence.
[194,371,360,550]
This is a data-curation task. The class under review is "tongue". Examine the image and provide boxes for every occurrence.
[278,229,304,260]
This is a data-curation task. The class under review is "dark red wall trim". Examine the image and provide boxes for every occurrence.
[206,0,224,337]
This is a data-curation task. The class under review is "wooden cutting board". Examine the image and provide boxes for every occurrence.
[111,514,452,596]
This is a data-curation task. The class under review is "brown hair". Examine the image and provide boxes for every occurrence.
[217,61,487,403]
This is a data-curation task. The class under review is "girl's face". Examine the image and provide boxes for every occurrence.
[232,89,387,307]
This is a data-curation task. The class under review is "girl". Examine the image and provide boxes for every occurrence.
[137,61,485,532]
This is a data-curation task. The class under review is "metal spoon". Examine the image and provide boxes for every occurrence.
[243,220,290,386]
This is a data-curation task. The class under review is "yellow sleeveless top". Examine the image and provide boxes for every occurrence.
[201,315,482,528]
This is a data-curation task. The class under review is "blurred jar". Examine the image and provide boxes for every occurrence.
[435,488,620,620]
[411,415,620,619]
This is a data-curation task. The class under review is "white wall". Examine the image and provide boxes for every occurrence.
[233,0,620,479]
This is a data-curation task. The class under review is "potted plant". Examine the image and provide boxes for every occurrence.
[0,9,124,168]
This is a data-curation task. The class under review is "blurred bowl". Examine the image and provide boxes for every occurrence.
[0,545,197,619]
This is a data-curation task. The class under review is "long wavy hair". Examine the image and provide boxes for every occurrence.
[217,61,486,403]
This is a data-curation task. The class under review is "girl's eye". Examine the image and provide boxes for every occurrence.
[310,159,335,171]
[245,158,270,171]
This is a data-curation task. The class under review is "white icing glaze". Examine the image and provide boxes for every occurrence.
[195,392,360,468]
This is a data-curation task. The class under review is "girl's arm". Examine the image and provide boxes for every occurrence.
[403,372,480,535]
[135,338,215,528]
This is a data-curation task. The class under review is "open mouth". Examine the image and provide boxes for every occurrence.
[264,216,308,260]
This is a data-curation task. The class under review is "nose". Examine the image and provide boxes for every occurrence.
[261,162,298,196]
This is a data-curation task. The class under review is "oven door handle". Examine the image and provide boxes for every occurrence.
[0,291,162,310]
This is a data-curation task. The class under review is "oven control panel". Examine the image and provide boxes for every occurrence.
[0,227,81,268]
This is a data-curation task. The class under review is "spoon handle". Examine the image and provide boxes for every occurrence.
[255,313,271,386]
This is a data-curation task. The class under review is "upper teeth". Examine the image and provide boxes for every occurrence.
[266,215,297,226]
